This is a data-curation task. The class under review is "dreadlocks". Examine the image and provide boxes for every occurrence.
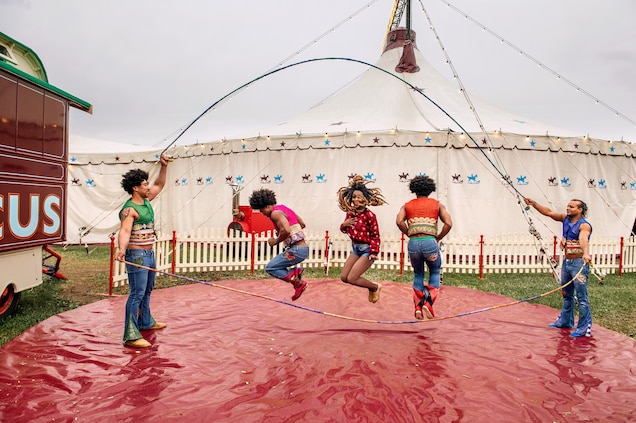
[337,175,387,214]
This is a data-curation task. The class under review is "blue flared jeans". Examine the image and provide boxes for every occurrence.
[123,248,158,342]
[408,237,442,291]
[557,258,592,335]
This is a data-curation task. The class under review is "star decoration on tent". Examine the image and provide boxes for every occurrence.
[280,141,286,147]
[324,139,330,146]
[373,137,380,143]
[302,174,312,183]
[482,138,487,146]
[115,156,120,161]
[425,136,432,143]
[205,176,212,184]
[574,143,579,149]
[399,172,409,182]
[70,156,77,163]
[530,140,536,147]
[610,146,616,152]
[598,179,607,188]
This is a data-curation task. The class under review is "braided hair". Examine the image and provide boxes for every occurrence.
[337,175,386,214]
[572,198,588,217]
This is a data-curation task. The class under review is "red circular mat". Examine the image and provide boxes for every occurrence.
[1,278,634,422]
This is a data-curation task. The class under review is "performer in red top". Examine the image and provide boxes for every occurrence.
[396,175,452,319]
[338,175,386,303]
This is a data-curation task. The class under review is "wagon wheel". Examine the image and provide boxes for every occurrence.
[0,285,21,322]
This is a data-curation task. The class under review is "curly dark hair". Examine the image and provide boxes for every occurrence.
[337,175,386,213]
[121,169,149,194]
[409,175,436,197]
[249,188,277,210]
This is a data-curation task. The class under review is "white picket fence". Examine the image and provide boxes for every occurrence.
[109,229,636,288]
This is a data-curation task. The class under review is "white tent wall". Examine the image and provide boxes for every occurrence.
[67,133,636,245]
[67,155,163,244]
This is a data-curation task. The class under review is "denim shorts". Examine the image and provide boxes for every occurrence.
[351,243,371,258]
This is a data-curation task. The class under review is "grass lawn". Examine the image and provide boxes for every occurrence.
[1,246,634,346]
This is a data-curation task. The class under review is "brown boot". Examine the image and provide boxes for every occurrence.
[147,322,167,330]
[124,338,152,348]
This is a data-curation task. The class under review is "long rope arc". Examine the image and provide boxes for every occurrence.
[159,56,523,199]
[120,259,580,325]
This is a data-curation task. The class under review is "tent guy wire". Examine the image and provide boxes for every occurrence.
[432,0,636,129]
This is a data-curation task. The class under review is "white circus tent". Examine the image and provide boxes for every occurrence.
[67,27,636,245]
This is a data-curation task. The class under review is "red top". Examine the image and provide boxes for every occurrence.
[340,208,381,254]
[404,197,439,237]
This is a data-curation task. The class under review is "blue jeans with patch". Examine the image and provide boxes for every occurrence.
[123,248,158,342]
[266,244,310,279]
[408,237,442,291]
[556,258,592,335]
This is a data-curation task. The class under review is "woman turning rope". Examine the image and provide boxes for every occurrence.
[396,175,452,320]
[337,175,386,303]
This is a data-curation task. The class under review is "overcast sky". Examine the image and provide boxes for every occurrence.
[2,0,635,147]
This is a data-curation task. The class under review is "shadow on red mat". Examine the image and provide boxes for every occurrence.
[1,279,635,422]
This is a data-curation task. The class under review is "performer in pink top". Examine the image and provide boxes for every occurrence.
[249,188,309,301]
[337,175,386,303]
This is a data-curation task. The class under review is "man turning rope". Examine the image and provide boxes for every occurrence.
[116,154,170,349]
[524,198,593,337]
